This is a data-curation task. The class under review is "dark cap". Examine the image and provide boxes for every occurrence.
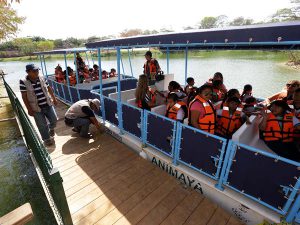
[26,64,39,72]
[144,51,152,57]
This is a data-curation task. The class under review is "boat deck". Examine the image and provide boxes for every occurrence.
[25,98,244,225]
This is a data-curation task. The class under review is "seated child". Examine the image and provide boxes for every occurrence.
[109,68,117,77]
[167,81,187,100]
[165,93,187,123]
[184,77,196,96]
[216,97,250,139]
[259,100,300,162]
[92,64,99,80]
[241,84,253,103]
[102,70,108,79]
[243,96,258,117]
[211,79,225,103]
[55,64,65,83]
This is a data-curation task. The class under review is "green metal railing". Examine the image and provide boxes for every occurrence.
[3,78,73,225]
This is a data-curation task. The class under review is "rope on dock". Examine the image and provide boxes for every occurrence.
[0,117,16,122]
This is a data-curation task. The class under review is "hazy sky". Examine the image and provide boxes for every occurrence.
[12,0,292,39]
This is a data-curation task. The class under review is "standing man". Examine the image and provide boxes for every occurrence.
[143,50,161,85]
[64,98,102,138]
[20,64,58,146]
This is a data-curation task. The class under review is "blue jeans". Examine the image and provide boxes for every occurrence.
[70,118,91,137]
[33,105,57,141]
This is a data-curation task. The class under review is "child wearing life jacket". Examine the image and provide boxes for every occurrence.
[135,74,157,110]
[188,84,216,134]
[102,70,108,79]
[165,93,188,123]
[55,64,65,83]
[83,67,91,83]
[92,64,99,81]
[69,71,77,86]
[211,79,225,104]
[216,97,249,139]
[184,77,196,95]
[259,100,300,162]
[217,89,241,110]
[109,68,117,77]
[167,81,187,101]
[242,96,256,115]
[207,72,227,93]
[241,84,253,103]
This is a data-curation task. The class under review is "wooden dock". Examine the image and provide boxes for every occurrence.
[28,100,244,225]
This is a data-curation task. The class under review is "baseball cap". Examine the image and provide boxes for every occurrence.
[26,64,40,72]
[91,99,101,110]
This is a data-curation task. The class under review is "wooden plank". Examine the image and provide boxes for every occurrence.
[95,170,172,225]
[183,198,218,225]
[64,154,137,197]
[161,190,205,225]
[69,158,153,214]
[74,166,163,225]
[137,184,190,225]
[114,177,178,225]
[207,207,231,225]
[0,203,33,225]
[226,216,245,225]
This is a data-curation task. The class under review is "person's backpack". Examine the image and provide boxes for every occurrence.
[156,71,164,81]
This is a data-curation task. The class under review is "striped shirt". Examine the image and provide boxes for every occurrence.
[19,77,49,107]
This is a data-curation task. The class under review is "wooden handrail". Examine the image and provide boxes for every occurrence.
[0,203,33,225]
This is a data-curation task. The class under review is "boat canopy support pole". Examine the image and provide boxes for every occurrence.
[73,52,81,100]
[42,55,48,78]
[90,51,95,66]
[167,47,170,74]
[117,47,124,134]
[39,55,45,77]
[128,48,133,77]
[97,48,106,122]
[184,46,188,85]
[85,51,90,68]
[120,52,125,77]
[64,54,73,103]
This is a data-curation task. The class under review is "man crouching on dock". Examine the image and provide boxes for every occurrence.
[64,99,102,138]
[20,64,58,147]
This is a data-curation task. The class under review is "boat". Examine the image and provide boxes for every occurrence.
[25,21,300,224]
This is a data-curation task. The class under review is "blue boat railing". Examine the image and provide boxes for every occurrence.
[47,80,300,223]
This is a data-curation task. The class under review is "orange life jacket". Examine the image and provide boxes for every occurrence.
[137,88,156,108]
[263,111,295,142]
[188,95,216,134]
[216,107,243,137]
[144,59,158,76]
[292,108,300,138]
[166,101,187,121]
[69,76,77,86]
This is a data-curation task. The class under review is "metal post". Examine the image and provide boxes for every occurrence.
[172,122,182,166]
[167,47,170,74]
[42,55,48,78]
[90,51,95,66]
[120,52,125,77]
[142,110,148,147]
[73,52,81,100]
[97,48,106,122]
[85,51,90,68]
[117,47,124,134]
[215,140,233,191]
[127,48,133,77]
[64,54,73,103]
[49,169,73,225]
[286,193,300,222]
[39,55,45,77]
[184,46,188,85]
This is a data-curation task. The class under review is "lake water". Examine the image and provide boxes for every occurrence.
[1,50,300,97]
[0,91,56,224]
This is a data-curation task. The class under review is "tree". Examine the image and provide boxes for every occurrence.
[13,38,36,55]
[142,29,159,35]
[53,39,64,49]
[183,26,195,30]
[199,17,218,29]
[270,0,300,21]
[230,17,254,26]
[30,36,46,42]
[36,40,54,52]
[216,15,228,27]
[0,3,25,40]
[120,29,143,37]
[159,27,174,33]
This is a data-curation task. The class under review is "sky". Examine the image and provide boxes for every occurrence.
[12,0,293,39]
